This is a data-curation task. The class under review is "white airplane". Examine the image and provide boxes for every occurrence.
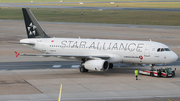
[14,8,178,72]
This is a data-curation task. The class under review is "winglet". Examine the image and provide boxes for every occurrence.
[15,51,20,57]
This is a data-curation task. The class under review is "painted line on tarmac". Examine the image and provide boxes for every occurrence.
[71,65,80,68]
[52,65,61,68]
[52,65,80,68]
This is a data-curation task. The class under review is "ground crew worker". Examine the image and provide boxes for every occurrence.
[165,67,167,73]
[134,69,138,80]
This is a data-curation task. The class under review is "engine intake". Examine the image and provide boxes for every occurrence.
[84,60,109,71]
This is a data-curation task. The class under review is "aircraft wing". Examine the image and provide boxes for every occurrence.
[15,51,110,59]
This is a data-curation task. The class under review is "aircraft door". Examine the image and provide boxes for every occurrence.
[144,44,151,57]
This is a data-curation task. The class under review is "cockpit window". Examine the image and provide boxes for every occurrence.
[161,48,164,52]
[157,48,170,52]
[165,48,170,51]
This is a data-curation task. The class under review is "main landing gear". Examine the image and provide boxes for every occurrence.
[109,63,113,69]
[79,62,88,73]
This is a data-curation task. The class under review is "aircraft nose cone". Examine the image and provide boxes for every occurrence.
[171,52,178,62]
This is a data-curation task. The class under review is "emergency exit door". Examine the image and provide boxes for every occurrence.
[144,44,151,57]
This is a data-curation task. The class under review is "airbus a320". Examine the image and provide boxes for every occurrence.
[12,8,178,73]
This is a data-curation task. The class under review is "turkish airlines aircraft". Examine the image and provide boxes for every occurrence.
[14,8,178,72]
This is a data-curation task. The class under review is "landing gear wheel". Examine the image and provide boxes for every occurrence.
[79,66,86,73]
[109,63,113,69]
[79,62,88,73]
[80,66,88,73]
[85,69,89,72]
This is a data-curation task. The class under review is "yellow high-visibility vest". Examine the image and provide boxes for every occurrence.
[134,70,138,76]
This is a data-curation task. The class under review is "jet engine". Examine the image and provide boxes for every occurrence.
[84,60,109,71]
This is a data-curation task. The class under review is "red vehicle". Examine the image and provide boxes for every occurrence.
[139,67,176,77]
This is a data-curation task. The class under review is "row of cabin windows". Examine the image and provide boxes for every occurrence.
[49,45,139,51]
[49,45,115,49]
[157,48,170,52]
[50,45,90,48]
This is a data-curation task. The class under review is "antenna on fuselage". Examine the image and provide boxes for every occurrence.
[150,39,152,41]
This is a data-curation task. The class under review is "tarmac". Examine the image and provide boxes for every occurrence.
[0,60,180,70]
[0,67,180,101]
[0,20,180,101]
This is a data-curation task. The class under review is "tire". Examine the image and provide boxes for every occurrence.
[158,70,161,77]
[109,63,113,69]
[150,72,154,76]
[79,62,88,73]
[79,66,85,73]
[85,69,89,72]
[158,73,161,77]
[80,66,88,73]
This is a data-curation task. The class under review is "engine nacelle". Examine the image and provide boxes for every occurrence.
[84,60,109,71]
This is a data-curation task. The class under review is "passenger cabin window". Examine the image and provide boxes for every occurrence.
[157,48,170,52]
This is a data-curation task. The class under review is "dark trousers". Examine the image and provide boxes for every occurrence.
[136,76,138,80]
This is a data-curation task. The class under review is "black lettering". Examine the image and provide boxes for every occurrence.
[68,41,73,47]
[103,42,106,50]
[97,42,101,50]
[111,43,118,50]
[128,43,136,51]
[61,40,67,47]
[89,42,95,49]
[72,41,78,48]
[119,43,128,51]
[108,43,112,50]
[136,43,144,52]
[79,41,86,48]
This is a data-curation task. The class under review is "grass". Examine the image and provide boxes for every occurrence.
[0,0,180,3]
[33,2,180,9]
[0,8,180,26]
